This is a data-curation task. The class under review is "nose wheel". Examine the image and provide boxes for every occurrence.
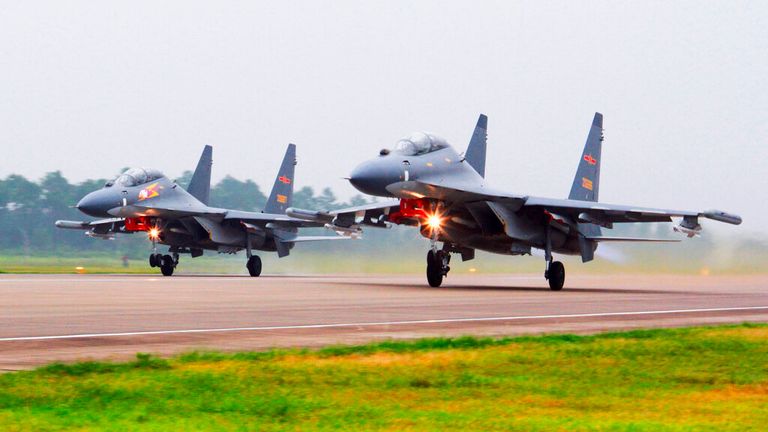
[149,252,178,276]
[426,250,450,287]
[246,255,262,277]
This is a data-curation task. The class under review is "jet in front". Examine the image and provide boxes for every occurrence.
[296,113,741,290]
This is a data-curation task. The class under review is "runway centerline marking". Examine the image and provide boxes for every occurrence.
[2,306,767,342]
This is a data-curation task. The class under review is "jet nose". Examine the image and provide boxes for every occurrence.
[349,162,383,196]
[349,159,401,197]
[76,191,112,217]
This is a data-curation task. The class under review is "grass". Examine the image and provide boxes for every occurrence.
[1,324,768,431]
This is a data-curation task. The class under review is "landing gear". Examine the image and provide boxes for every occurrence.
[149,253,165,268]
[545,261,565,291]
[426,249,450,287]
[543,226,565,290]
[160,254,175,276]
[246,255,262,277]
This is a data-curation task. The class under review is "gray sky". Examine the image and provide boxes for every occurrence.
[1,1,766,234]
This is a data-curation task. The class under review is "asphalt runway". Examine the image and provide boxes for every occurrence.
[1,273,766,370]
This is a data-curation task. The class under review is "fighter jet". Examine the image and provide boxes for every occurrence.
[289,113,741,290]
[56,144,349,276]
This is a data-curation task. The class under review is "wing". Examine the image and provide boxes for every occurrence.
[385,175,525,208]
[109,203,226,220]
[523,196,742,228]
[223,210,326,228]
[330,199,402,228]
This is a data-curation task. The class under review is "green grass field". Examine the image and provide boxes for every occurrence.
[1,324,767,431]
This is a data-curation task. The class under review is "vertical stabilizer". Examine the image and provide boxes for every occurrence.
[263,144,296,214]
[569,113,604,253]
[188,145,213,205]
[568,113,603,202]
[464,114,488,177]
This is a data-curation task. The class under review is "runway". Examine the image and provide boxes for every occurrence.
[1,273,766,370]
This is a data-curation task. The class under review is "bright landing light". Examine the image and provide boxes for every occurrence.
[427,214,442,231]
[148,227,160,240]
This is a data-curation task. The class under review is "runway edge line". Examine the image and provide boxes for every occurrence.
[2,306,768,342]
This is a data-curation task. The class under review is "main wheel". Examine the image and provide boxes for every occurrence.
[246,255,262,277]
[160,255,174,276]
[426,250,443,287]
[547,261,565,291]
[149,254,158,268]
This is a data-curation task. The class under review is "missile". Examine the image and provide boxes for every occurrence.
[324,224,362,239]
[701,210,742,225]
[55,220,88,229]
[285,207,333,223]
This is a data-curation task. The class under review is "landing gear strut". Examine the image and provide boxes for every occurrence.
[543,226,565,290]
[426,249,450,287]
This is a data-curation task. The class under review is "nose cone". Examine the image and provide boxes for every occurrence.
[76,190,115,217]
[349,160,394,197]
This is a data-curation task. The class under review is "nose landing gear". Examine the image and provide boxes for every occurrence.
[149,252,177,276]
[148,239,178,276]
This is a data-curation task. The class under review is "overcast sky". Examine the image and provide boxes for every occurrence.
[1,1,765,234]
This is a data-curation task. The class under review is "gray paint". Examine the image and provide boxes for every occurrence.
[342,113,741,262]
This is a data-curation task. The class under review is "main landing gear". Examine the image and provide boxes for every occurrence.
[545,260,565,291]
[426,249,451,287]
[246,255,262,277]
[543,226,565,290]
[149,252,178,276]
[244,232,262,277]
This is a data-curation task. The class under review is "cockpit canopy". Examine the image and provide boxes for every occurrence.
[394,132,450,156]
[108,168,165,188]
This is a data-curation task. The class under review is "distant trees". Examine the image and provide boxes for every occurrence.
[0,171,371,256]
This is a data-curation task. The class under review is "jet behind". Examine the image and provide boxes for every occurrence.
[57,144,350,276]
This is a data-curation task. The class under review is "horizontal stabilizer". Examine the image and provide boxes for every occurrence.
[586,236,680,243]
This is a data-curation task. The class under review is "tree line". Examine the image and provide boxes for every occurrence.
[0,171,372,256]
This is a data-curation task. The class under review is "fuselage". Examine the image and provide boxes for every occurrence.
[74,169,289,255]
[348,134,585,257]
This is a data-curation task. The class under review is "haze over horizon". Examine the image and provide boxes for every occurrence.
[1,1,765,234]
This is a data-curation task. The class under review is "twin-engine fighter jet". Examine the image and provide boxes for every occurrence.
[56,144,349,276]
[291,113,741,290]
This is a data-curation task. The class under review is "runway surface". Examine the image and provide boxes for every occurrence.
[1,273,766,370]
